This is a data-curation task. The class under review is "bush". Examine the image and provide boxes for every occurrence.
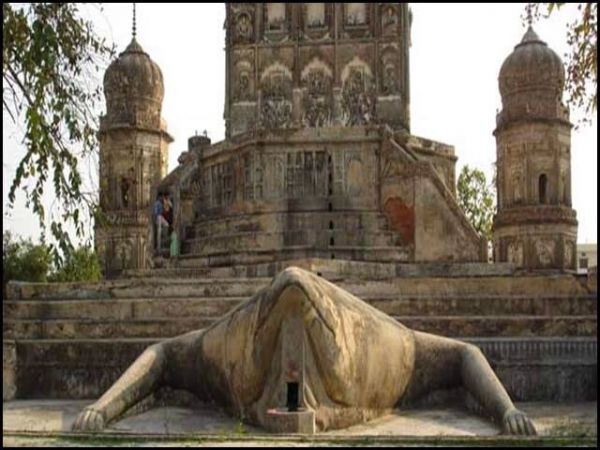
[3,232,102,295]
[3,231,52,295]
[49,245,102,283]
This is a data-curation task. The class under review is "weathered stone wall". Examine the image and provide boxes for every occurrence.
[380,135,485,263]
[173,126,482,264]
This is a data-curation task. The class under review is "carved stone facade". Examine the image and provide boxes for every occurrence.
[493,27,577,270]
[224,3,411,138]
[96,38,173,277]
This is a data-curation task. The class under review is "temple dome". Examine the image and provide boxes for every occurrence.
[498,26,564,100]
[104,38,164,105]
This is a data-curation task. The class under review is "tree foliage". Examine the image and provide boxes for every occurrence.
[48,245,102,283]
[3,231,52,296]
[457,165,496,242]
[3,3,114,266]
[3,232,102,296]
[528,3,597,123]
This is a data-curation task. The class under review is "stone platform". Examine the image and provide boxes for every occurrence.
[3,259,597,403]
[2,400,597,446]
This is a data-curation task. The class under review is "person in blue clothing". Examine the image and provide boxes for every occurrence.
[153,193,169,251]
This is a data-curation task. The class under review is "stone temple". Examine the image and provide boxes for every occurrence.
[93,3,578,275]
[96,2,487,275]
[3,3,596,436]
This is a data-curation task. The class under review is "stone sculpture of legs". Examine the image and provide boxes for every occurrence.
[72,267,536,435]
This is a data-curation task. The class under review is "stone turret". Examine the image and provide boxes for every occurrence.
[493,26,577,271]
[96,37,173,277]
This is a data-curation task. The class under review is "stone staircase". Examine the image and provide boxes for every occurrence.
[3,261,597,403]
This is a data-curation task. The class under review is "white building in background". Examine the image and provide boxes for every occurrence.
[576,244,597,273]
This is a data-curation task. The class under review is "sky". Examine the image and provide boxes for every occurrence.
[3,3,597,245]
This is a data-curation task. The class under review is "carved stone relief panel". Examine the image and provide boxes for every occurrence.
[342,3,371,38]
[301,59,333,128]
[231,5,255,45]
[380,47,400,96]
[306,3,325,28]
[301,3,332,40]
[260,63,293,129]
[331,150,346,195]
[202,160,236,209]
[380,3,399,36]
[119,167,137,210]
[233,51,255,102]
[345,153,365,197]
[286,152,304,198]
[115,238,133,271]
[345,3,366,26]
[511,168,524,205]
[341,58,377,126]
[266,3,286,30]
[564,239,574,268]
[535,239,555,267]
[263,3,290,42]
[263,153,286,200]
[507,240,524,266]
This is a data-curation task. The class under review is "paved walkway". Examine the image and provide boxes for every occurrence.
[3,400,597,446]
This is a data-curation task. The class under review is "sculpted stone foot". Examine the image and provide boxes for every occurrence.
[72,267,536,435]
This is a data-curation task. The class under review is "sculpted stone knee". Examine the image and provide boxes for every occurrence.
[72,267,536,435]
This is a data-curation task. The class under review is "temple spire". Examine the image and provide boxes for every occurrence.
[132,3,137,39]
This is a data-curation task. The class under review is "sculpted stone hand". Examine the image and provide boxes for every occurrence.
[72,267,536,435]
[502,408,537,436]
[72,407,105,432]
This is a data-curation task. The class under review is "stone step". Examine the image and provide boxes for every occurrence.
[339,276,591,298]
[4,295,596,321]
[179,246,411,267]
[182,230,399,255]
[5,278,271,301]
[4,315,596,340]
[7,337,596,401]
[3,297,244,320]
[367,295,597,316]
[130,260,521,280]
[399,315,596,338]
[6,272,592,301]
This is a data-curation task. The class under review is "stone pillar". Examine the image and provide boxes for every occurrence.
[292,87,303,126]
[332,87,343,126]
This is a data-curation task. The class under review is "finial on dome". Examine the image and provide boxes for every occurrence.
[520,25,543,46]
[132,3,137,39]
[525,4,533,27]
